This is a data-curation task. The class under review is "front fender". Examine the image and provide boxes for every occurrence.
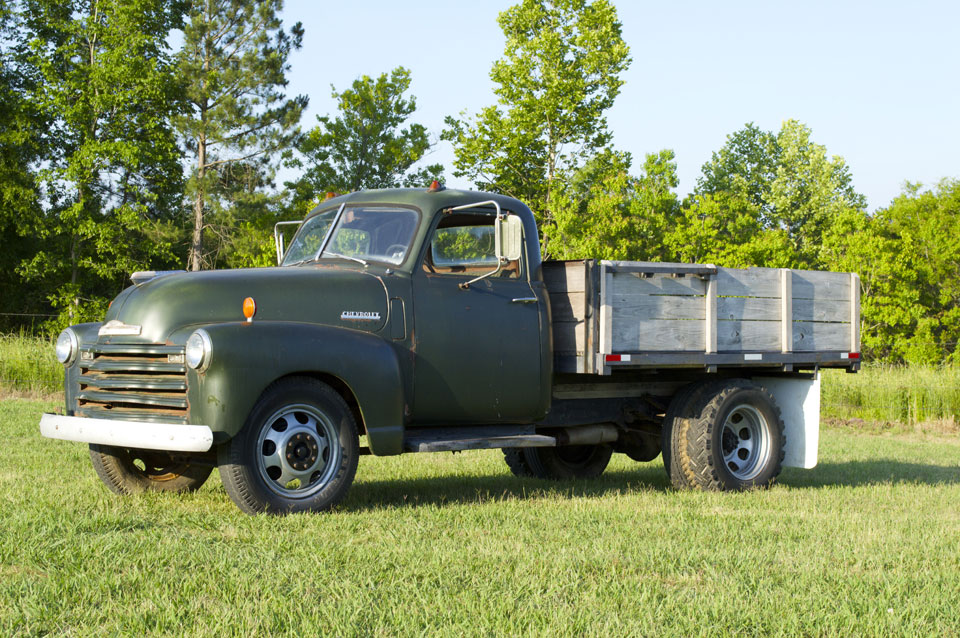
[188,322,405,455]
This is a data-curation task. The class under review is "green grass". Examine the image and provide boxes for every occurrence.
[821,365,960,428]
[3,399,959,636]
[0,333,61,396]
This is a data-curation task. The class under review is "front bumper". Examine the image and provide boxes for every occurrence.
[39,413,213,452]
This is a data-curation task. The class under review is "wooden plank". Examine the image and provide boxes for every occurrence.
[599,267,613,354]
[610,272,706,297]
[553,320,585,352]
[850,273,861,351]
[612,319,705,352]
[716,267,781,298]
[705,277,717,353]
[780,268,792,353]
[543,261,586,293]
[791,270,851,301]
[717,296,780,321]
[549,291,586,322]
[793,321,851,351]
[791,298,850,323]
[608,294,705,320]
[717,320,780,351]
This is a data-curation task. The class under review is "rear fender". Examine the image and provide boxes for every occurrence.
[188,322,405,455]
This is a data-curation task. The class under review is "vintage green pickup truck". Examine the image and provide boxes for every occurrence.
[40,186,861,514]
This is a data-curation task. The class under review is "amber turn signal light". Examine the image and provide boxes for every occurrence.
[243,297,256,322]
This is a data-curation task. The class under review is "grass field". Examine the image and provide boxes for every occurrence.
[3,398,959,636]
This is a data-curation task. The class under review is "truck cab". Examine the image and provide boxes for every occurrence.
[42,188,557,513]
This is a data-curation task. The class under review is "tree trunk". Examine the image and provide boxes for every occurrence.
[189,136,206,271]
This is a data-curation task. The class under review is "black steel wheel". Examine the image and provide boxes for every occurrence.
[89,444,212,494]
[218,377,359,514]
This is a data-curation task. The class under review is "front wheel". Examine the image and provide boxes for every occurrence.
[89,445,213,494]
[218,377,359,514]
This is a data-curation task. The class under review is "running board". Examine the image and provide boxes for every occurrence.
[403,425,557,453]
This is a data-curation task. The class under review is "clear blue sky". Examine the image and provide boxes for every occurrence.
[283,0,959,212]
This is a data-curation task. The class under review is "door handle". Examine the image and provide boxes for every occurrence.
[511,297,538,304]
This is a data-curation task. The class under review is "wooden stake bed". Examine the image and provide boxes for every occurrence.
[544,260,861,375]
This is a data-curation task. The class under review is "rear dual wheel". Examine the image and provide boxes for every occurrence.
[503,444,613,479]
[664,380,785,491]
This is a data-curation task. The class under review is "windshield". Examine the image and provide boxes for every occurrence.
[282,205,419,266]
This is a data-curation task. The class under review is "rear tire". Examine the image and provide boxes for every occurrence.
[218,377,359,514]
[661,381,722,489]
[89,445,212,495]
[683,380,785,491]
[520,444,613,479]
[502,448,534,477]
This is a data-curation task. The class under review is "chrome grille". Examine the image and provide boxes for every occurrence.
[77,344,188,424]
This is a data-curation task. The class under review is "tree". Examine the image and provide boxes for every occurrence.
[16,0,184,329]
[695,120,866,268]
[177,0,306,271]
[290,67,443,206]
[443,0,630,257]
[550,149,679,261]
[0,2,45,329]
[823,180,960,363]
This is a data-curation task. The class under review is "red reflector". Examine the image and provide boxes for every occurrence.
[605,354,621,362]
[848,352,860,359]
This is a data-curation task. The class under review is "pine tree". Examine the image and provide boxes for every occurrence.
[177,0,307,271]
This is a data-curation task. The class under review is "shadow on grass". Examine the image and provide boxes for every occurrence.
[345,466,671,511]
[343,459,960,511]
[781,459,960,489]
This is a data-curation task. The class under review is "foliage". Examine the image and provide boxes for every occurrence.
[176,0,307,271]
[696,120,866,268]
[14,0,185,330]
[443,0,631,257]
[826,180,960,363]
[549,150,678,261]
[290,67,443,207]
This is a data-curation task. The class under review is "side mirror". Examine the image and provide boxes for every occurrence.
[496,214,523,261]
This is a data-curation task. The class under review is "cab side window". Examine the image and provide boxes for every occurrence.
[422,213,520,278]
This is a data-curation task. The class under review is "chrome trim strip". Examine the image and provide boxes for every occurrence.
[39,413,213,452]
[98,320,142,336]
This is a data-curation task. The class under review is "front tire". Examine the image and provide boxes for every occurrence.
[218,377,359,514]
[89,445,213,494]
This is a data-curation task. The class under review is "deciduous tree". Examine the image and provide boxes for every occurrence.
[443,0,630,257]
[290,67,443,207]
[16,0,184,329]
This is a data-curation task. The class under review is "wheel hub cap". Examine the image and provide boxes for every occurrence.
[255,406,340,498]
[721,405,772,481]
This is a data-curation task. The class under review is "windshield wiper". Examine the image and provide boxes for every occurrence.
[322,251,368,266]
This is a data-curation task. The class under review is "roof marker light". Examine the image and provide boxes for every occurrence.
[243,297,257,322]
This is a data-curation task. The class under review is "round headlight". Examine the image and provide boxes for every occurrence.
[55,328,78,365]
[185,329,212,371]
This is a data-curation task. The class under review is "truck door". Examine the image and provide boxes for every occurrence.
[411,210,542,424]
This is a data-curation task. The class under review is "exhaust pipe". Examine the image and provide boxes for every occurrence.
[556,424,619,446]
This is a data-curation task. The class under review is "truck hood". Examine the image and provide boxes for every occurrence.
[102,266,389,343]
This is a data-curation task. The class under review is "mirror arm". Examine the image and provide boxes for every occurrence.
[459,257,506,290]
